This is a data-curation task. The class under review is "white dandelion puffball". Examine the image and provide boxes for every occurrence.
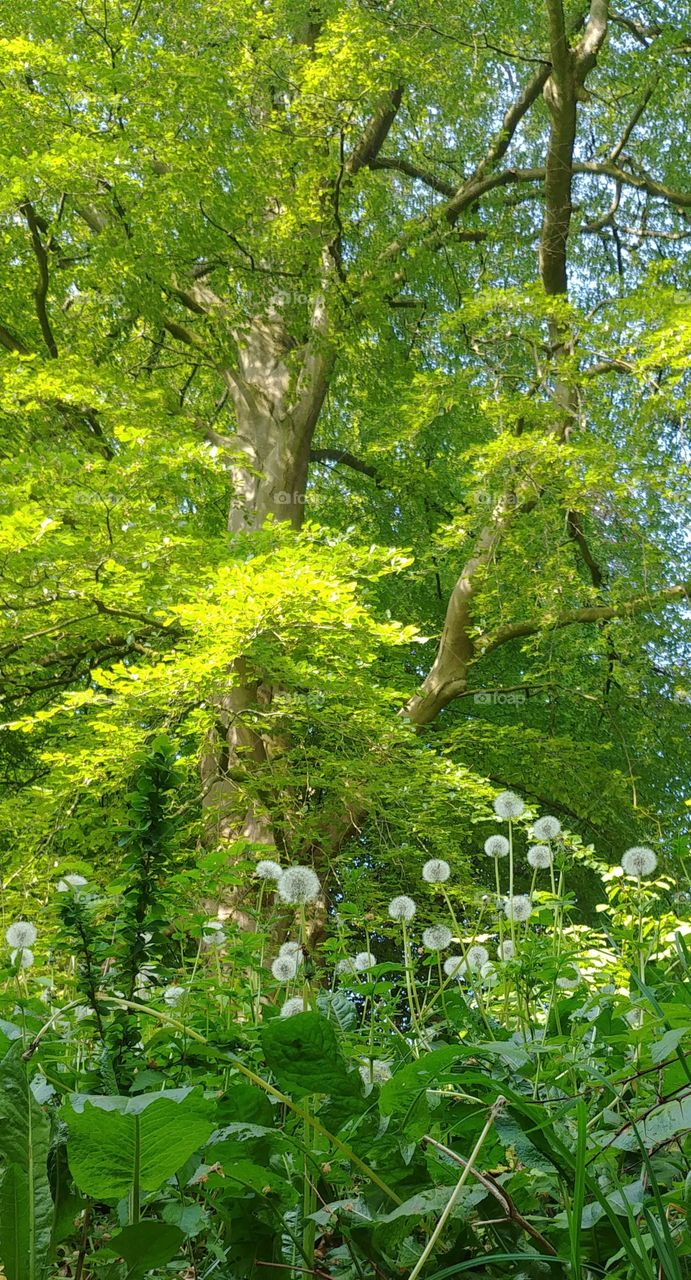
[532,815,562,841]
[497,940,515,962]
[388,895,417,922]
[354,950,376,971]
[335,957,358,977]
[422,859,451,884]
[279,941,303,966]
[443,955,466,979]
[493,791,525,820]
[422,924,453,951]
[556,966,582,991]
[277,865,321,905]
[480,961,497,985]
[11,948,34,969]
[281,996,307,1018]
[503,894,533,923]
[6,921,37,950]
[466,944,490,971]
[484,835,509,859]
[57,874,88,893]
[74,1005,93,1022]
[527,844,553,870]
[163,985,187,1006]
[255,859,283,882]
[202,921,226,947]
[271,955,298,982]
[359,1059,392,1085]
[621,846,657,878]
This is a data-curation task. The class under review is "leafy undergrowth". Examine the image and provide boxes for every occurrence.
[1,747,690,1279]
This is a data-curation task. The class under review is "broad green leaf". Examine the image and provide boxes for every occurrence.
[0,1048,53,1280]
[260,1012,360,1099]
[65,1087,214,1199]
[99,1221,185,1277]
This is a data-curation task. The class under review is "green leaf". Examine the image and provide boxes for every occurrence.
[65,1087,214,1200]
[0,1048,54,1280]
[260,1012,360,1100]
[650,1027,687,1065]
[100,1221,185,1277]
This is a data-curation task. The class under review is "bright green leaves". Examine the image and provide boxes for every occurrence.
[64,1087,214,1201]
[260,1011,361,1102]
[98,1222,185,1279]
[0,1048,53,1280]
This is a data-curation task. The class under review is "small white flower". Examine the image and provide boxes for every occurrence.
[359,1059,392,1086]
[443,955,465,979]
[527,844,553,870]
[621,846,657,878]
[280,996,307,1018]
[422,924,453,951]
[6,922,37,950]
[277,865,321,905]
[532,815,561,840]
[493,791,525,820]
[271,955,298,982]
[11,948,34,969]
[163,985,187,1006]
[335,957,358,977]
[388,895,417,922]
[57,874,88,893]
[466,944,490,971]
[354,950,376,971]
[497,939,515,962]
[503,894,532,923]
[422,859,450,884]
[255,859,283,882]
[484,835,509,858]
[279,941,303,966]
[556,965,582,990]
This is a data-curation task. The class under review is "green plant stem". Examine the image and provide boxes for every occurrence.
[407,1097,506,1280]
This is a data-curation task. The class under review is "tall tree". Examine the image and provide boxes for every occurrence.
[1,0,689,904]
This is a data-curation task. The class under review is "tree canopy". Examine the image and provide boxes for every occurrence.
[1,0,690,905]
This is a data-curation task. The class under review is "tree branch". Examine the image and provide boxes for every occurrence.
[20,202,58,358]
[309,448,383,486]
[479,582,691,658]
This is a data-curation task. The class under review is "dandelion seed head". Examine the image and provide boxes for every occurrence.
[279,941,303,966]
[497,940,515,961]
[11,948,34,969]
[335,957,358,976]
[388,895,417,922]
[484,835,509,858]
[480,961,497,985]
[74,1005,93,1022]
[272,955,298,982]
[354,950,376,971]
[532,815,561,840]
[422,859,451,884]
[359,1059,392,1086]
[466,944,490,970]
[57,874,88,893]
[202,921,226,947]
[277,865,321,905]
[493,791,525,820]
[163,985,187,1006]
[5,922,37,950]
[422,924,453,951]
[503,894,532,923]
[280,996,307,1018]
[255,859,283,882]
[621,846,657,878]
[527,844,553,870]
[443,955,465,979]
